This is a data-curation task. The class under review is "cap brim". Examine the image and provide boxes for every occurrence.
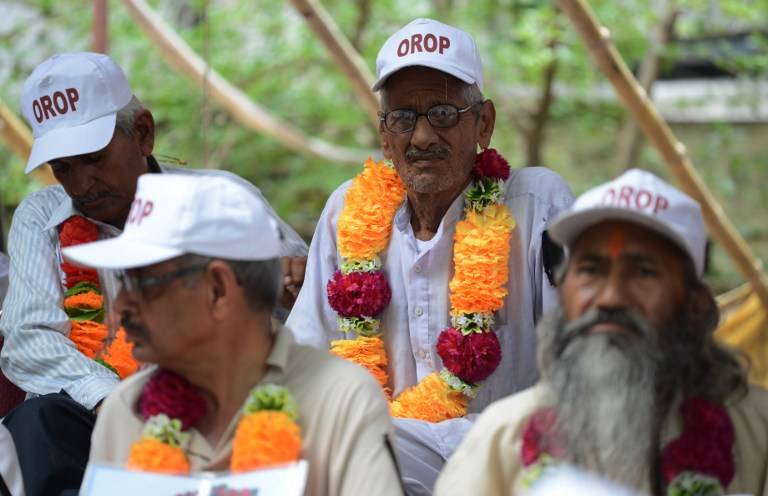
[25,113,117,174]
[62,237,183,270]
[549,207,693,264]
[372,60,477,91]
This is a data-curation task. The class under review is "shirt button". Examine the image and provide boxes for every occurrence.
[415,306,423,317]
[414,264,422,273]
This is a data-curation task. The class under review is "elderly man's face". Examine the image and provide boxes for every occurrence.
[561,221,688,335]
[379,67,495,196]
[113,258,212,366]
[49,110,154,228]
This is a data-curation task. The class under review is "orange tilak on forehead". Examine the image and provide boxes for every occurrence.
[608,228,626,260]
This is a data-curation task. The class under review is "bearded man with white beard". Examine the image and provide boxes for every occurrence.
[434,169,768,496]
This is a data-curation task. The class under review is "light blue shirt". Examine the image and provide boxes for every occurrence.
[0,165,307,410]
[287,166,574,459]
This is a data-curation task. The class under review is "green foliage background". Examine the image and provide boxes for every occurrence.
[1,0,767,292]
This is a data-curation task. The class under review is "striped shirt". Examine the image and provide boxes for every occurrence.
[0,162,307,410]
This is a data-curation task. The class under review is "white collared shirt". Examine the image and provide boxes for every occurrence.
[287,166,574,458]
[0,164,307,410]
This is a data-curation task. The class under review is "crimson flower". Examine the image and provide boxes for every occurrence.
[436,327,501,383]
[60,216,99,247]
[327,270,391,318]
[473,148,510,181]
[61,262,99,288]
[139,369,207,430]
[521,408,564,466]
[660,396,735,487]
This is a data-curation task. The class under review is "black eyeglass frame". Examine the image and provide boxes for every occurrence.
[116,263,210,297]
[379,102,480,134]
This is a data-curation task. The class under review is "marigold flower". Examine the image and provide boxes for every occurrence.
[389,372,469,422]
[127,438,189,474]
[331,336,390,398]
[63,291,103,311]
[450,204,515,314]
[69,320,108,358]
[231,411,301,472]
[102,328,140,379]
[337,158,405,260]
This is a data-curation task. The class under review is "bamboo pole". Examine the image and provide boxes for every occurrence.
[0,100,56,186]
[288,0,379,126]
[121,0,376,165]
[92,0,108,53]
[556,0,768,310]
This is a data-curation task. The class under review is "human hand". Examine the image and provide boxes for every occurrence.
[280,256,307,310]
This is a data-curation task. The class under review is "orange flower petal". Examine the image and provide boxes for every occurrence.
[390,372,469,422]
[102,328,140,379]
[127,438,189,474]
[331,336,391,399]
[337,158,406,260]
[69,321,108,358]
[231,411,302,472]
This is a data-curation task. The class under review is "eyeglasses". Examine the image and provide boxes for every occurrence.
[116,263,209,297]
[379,103,479,134]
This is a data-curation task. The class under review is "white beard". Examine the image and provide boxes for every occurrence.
[543,313,660,490]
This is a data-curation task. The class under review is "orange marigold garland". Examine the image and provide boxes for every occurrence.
[129,373,302,474]
[59,215,139,379]
[327,158,405,399]
[329,151,515,422]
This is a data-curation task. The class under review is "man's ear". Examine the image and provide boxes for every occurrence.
[477,99,496,150]
[133,109,155,157]
[205,261,240,319]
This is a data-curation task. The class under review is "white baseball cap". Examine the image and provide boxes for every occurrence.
[373,18,483,92]
[549,169,707,277]
[21,52,134,174]
[62,174,283,270]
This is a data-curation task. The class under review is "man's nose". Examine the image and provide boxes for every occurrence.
[409,115,440,151]
[594,270,629,312]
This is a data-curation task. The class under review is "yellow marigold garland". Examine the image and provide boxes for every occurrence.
[329,152,515,422]
[127,437,189,474]
[231,411,302,472]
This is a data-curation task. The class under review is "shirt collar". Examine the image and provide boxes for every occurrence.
[394,182,471,233]
[265,320,294,374]
[42,155,164,233]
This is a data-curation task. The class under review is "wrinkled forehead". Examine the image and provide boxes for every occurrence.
[381,67,468,105]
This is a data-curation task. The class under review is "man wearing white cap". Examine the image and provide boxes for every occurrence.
[287,18,573,494]
[0,52,308,496]
[62,173,402,496]
[435,169,768,495]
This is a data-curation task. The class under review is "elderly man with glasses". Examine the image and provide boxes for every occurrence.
[63,174,403,496]
[286,18,573,495]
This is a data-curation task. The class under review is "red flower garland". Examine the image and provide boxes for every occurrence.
[473,148,510,181]
[436,328,501,383]
[661,397,735,487]
[521,407,564,466]
[139,369,208,430]
[60,216,100,289]
[521,397,735,488]
[327,270,392,318]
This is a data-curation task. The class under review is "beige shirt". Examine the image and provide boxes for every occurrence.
[435,383,768,496]
[89,325,404,496]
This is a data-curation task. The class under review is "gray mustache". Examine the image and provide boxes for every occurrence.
[560,308,652,346]
[405,146,449,163]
